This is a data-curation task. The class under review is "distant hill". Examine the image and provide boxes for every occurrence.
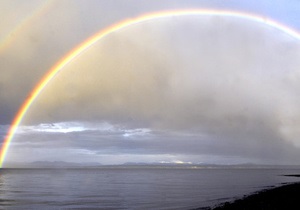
[3,161,300,169]
[3,161,101,168]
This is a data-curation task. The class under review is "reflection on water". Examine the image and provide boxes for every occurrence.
[0,171,17,207]
[0,168,299,209]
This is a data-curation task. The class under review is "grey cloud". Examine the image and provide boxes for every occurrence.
[0,125,9,138]
[24,17,300,133]
[7,119,300,165]
[3,1,300,165]
[10,16,300,165]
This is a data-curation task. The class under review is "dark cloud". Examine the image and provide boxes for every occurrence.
[6,118,300,165]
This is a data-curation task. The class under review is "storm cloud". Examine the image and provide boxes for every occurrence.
[2,1,300,166]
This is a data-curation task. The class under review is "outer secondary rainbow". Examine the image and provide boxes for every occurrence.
[0,0,55,54]
[1,9,300,167]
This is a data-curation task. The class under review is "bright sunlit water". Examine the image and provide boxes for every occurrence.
[0,168,299,209]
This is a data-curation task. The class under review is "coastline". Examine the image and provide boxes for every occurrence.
[204,182,300,210]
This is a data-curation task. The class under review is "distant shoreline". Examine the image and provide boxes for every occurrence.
[204,180,300,210]
[4,162,300,169]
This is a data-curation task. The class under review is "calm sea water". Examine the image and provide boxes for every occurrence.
[0,168,299,209]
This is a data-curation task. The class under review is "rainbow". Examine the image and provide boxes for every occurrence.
[1,9,300,167]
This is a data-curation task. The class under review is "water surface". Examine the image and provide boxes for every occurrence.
[0,168,299,209]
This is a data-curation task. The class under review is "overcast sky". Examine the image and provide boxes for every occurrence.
[2,0,300,166]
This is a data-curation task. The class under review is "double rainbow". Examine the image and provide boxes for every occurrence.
[1,9,300,167]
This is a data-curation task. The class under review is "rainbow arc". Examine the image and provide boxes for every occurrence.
[1,9,300,167]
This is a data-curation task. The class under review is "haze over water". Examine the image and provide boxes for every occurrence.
[0,168,300,209]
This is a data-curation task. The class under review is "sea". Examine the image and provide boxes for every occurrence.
[0,167,299,210]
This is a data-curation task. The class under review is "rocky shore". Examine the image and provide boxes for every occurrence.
[208,182,300,210]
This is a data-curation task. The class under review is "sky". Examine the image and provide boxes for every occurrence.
[1,0,300,166]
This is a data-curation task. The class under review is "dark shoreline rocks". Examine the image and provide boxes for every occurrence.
[206,182,300,210]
